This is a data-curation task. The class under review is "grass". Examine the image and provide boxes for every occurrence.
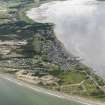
[83,80,98,94]
[49,69,105,101]
[58,70,86,85]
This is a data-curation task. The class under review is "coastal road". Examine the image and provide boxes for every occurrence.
[0,74,84,105]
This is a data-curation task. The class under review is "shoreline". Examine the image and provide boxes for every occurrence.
[0,73,104,105]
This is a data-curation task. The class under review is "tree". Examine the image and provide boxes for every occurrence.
[32,34,42,55]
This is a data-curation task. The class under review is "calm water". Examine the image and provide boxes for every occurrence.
[27,0,105,77]
[0,77,84,105]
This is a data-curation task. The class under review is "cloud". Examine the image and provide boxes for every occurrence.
[27,0,105,77]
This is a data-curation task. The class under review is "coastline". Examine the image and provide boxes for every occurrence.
[22,0,105,104]
[0,73,104,105]
[0,0,105,105]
